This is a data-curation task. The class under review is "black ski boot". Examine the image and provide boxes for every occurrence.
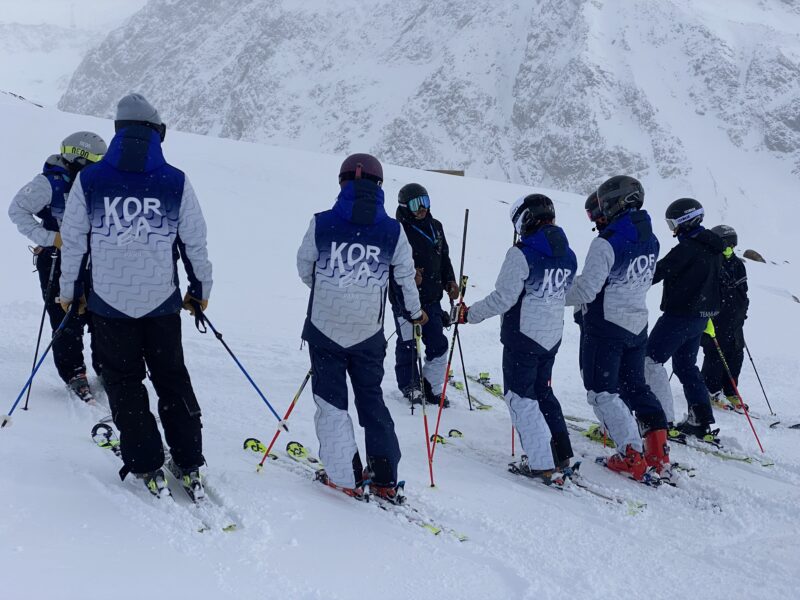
[674,408,720,445]
[136,468,171,499]
[509,455,565,487]
[167,459,205,502]
[423,378,449,408]
[68,374,95,404]
[402,387,424,406]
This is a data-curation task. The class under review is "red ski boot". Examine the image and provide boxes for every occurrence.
[643,429,670,475]
[605,445,648,481]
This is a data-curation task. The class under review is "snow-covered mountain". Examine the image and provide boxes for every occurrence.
[59,0,800,196]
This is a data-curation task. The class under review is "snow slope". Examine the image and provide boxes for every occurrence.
[1,96,799,600]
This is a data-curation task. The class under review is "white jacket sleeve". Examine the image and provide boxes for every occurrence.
[565,237,615,307]
[296,217,317,289]
[58,175,91,302]
[391,228,422,319]
[178,177,213,300]
[8,174,58,247]
[468,247,528,324]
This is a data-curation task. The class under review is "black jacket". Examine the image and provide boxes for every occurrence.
[653,227,724,318]
[717,254,749,326]
[392,209,456,306]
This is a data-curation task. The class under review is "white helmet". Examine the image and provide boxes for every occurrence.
[60,131,107,164]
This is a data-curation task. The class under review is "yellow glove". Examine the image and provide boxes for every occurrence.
[183,293,208,315]
[704,319,716,338]
[60,296,87,315]
[53,232,62,248]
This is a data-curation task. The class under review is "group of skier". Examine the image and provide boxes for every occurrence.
[8,92,750,499]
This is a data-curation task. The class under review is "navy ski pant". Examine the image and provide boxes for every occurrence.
[393,302,448,393]
[309,337,401,487]
[647,314,713,424]
[582,329,667,431]
[502,342,573,463]
[93,312,203,475]
[701,321,744,397]
[36,250,101,382]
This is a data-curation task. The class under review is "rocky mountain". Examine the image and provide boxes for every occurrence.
[58,0,800,199]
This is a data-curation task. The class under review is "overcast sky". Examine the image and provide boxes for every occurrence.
[0,0,148,30]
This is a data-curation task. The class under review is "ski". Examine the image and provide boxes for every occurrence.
[447,371,491,410]
[565,413,773,467]
[711,397,788,430]
[244,438,467,541]
[91,422,237,532]
[467,372,504,400]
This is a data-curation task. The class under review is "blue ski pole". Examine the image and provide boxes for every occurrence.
[2,306,75,428]
[190,303,287,431]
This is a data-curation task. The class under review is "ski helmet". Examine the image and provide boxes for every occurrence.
[665,198,704,234]
[510,193,556,236]
[60,131,107,165]
[584,191,603,223]
[339,153,383,184]
[597,175,644,220]
[398,183,431,213]
[711,224,737,248]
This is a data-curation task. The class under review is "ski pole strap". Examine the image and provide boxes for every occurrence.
[192,301,208,333]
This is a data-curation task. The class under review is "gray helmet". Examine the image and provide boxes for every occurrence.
[60,131,107,164]
[711,224,737,248]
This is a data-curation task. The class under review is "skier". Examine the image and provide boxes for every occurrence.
[297,153,425,502]
[389,183,458,408]
[644,198,724,442]
[8,131,107,402]
[701,225,749,409]
[566,176,670,481]
[457,194,577,483]
[58,94,213,497]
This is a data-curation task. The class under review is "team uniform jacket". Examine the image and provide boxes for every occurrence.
[8,155,72,246]
[59,126,213,319]
[468,225,577,352]
[717,254,748,327]
[653,226,723,318]
[297,179,421,350]
[566,210,659,338]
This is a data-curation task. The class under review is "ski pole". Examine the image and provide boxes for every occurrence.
[511,426,515,457]
[257,370,312,470]
[454,328,473,411]
[23,248,59,411]
[2,306,75,428]
[415,324,435,487]
[191,305,287,430]
[431,209,470,463]
[709,321,764,453]
[743,340,775,416]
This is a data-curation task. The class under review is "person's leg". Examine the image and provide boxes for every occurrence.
[700,334,724,395]
[348,340,401,486]
[143,313,203,470]
[502,346,554,471]
[672,318,714,424]
[392,306,416,394]
[620,331,668,432]
[532,342,572,464]
[309,344,360,488]
[421,304,449,402]
[93,314,164,474]
[645,314,689,424]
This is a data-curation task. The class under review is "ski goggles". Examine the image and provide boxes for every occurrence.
[407,195,431,212]
[666,207,704,232]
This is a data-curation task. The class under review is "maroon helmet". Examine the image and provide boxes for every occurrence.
[339,153,383,184]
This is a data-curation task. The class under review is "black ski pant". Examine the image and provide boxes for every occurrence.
[92,312,203,475]
[701,325,744,398]
[36,250,101,383]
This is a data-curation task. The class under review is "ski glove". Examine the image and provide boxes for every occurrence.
[415,268,424,287]
[53,232,62,249]
[455,303,469,324]
[704,319,716,338]
[59,296,87,315]
[411,309,429,326]
[183,293,208,315]
[446,281,459,300]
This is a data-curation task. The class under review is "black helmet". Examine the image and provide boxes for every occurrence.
[398,183,430,210]
[665,198,704,234]
[510,194,555,236]
[339,153,383,184]
[584,191,603,223]
[711,224,737,248]
[597,175,644,220]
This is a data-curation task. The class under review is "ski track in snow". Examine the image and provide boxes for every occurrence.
[1,98,799,599]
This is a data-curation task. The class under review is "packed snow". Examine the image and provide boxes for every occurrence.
[1,94,799,599]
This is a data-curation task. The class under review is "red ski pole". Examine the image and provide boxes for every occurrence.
[415,324,435,486]
[257,370,312,470]
[709,322,764,453]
